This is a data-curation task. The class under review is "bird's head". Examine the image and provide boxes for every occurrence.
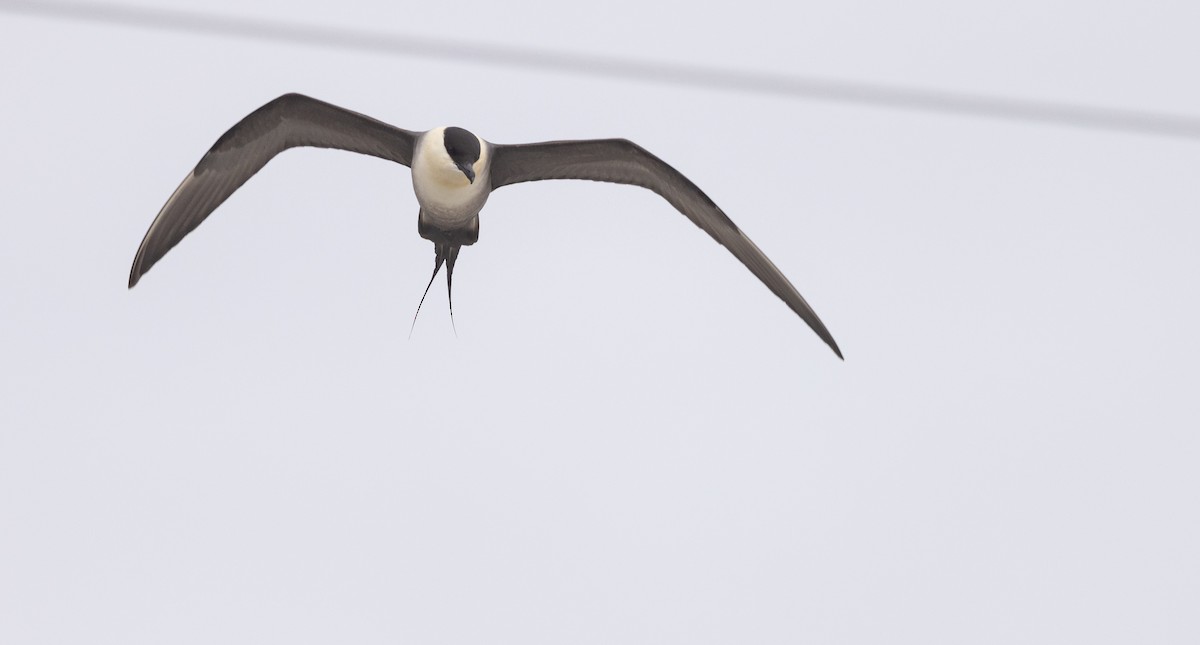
[439,126,482,185]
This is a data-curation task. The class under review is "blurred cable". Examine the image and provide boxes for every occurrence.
[5,0,1200,140]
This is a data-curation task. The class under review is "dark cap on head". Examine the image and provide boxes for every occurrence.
[443,127,481,166]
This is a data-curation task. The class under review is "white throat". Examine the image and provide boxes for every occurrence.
[411,127,491,227]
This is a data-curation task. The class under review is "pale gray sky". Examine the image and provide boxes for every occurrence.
[1,2,1198,644]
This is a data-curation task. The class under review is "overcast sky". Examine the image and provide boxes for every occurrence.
[2,1,1198,643]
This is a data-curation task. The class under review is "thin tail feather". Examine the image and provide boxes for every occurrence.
[409,246,446,339]
[446,244,461,338]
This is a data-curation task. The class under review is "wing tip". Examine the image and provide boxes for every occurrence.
[811,323,844,360]
[828,339,844,361]
[128,253,146,289]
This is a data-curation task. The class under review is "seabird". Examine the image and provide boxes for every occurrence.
[128,93,843,358]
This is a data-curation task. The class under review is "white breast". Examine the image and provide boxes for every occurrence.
[411,127,491,227]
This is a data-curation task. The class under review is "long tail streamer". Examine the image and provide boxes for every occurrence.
[409,249,446,339]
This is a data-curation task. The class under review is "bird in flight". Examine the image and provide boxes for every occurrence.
[128,93,842,358]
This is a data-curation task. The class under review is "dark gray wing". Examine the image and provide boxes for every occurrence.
[489,138,842,358]
[128,93,418,287]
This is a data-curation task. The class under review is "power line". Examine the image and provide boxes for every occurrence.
[5,0,1200,141]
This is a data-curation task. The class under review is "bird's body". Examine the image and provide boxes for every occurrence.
[411,126,490,228]
[129,93,843,358]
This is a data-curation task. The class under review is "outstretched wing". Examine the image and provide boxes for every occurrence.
[488,138,842,358]
[128,93,418,287]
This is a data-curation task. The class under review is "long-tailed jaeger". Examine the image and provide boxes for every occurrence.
[128,93,842,358]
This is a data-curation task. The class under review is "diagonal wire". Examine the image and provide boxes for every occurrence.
[5,0,1200,140]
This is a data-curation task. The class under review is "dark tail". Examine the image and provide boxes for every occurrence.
[409,241,462,338]
[445,244,461,337]
[409,244,448,339]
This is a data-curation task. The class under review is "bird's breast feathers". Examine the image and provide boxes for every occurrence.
[411,127,491,226]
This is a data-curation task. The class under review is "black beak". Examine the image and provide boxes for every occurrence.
[457,163,476,184]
